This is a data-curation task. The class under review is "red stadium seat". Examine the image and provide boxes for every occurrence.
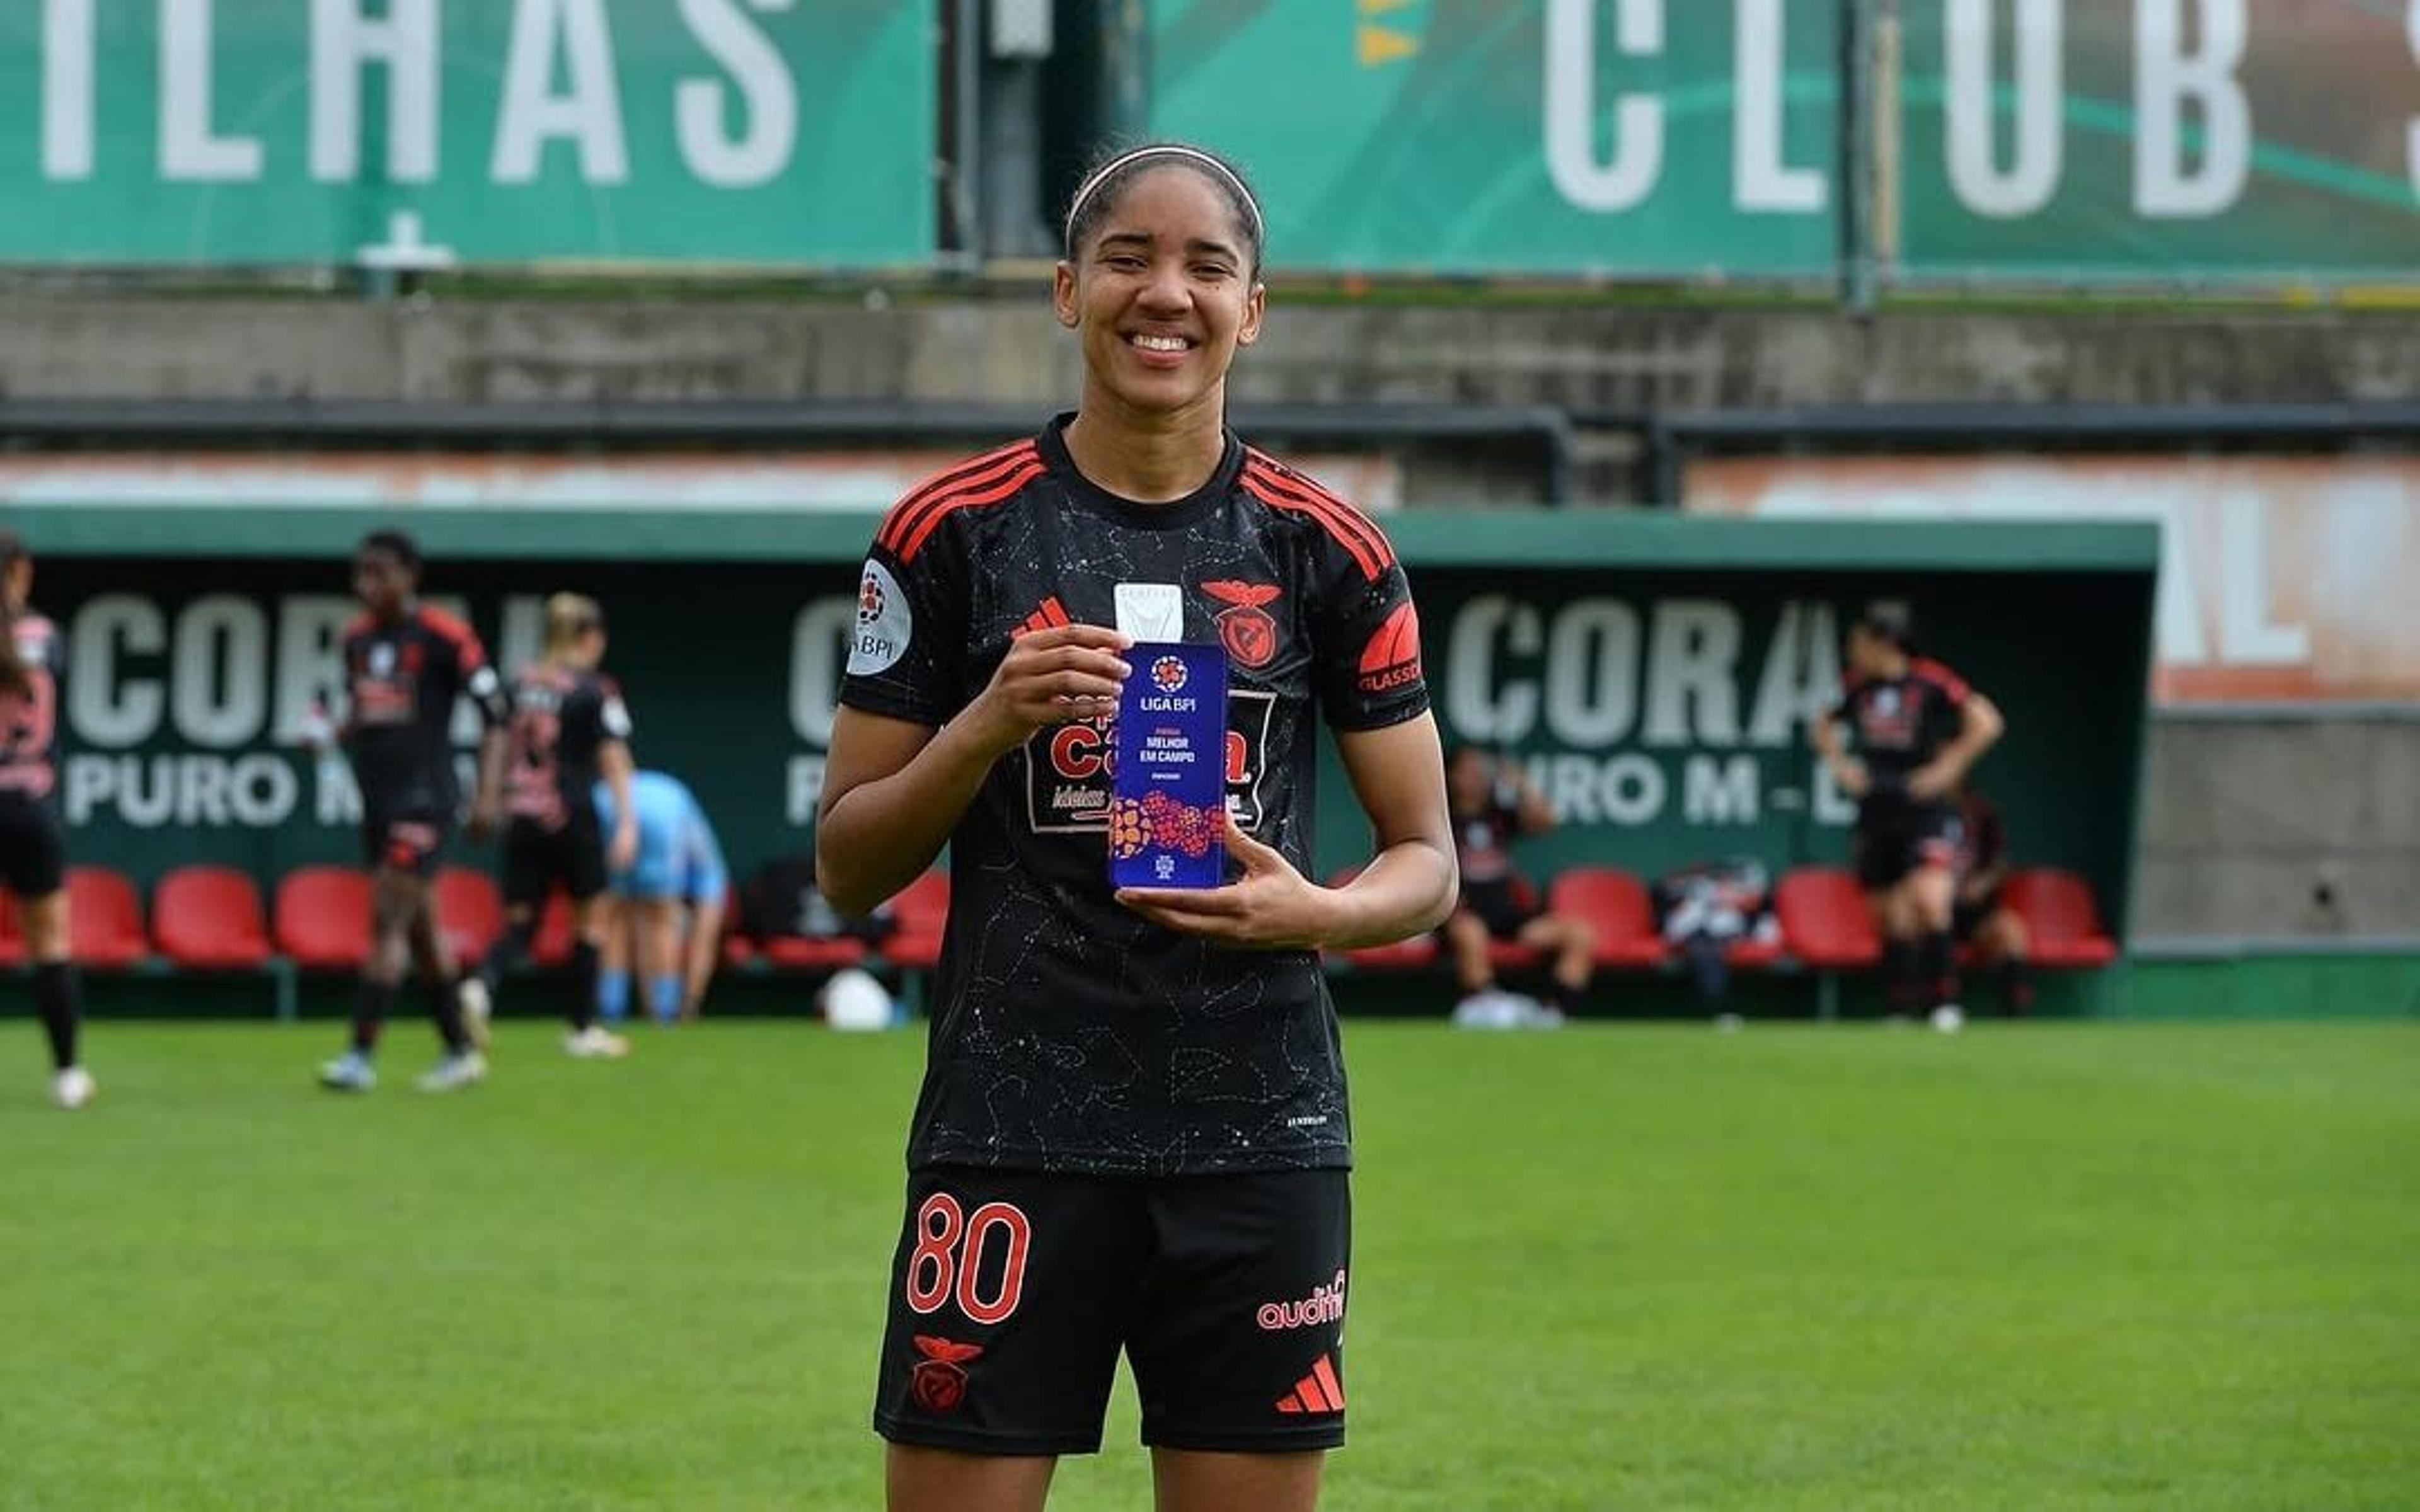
[758,935,868,969]
[1777,867,1881,968]
[433,868,505,970]
[153,866,274,969]
[722,886,758,966]
[274,866,374,970]
[0,891,23,966]
[66,866,148,968]
[2004,868,2119,968]
[1725,936,1786,970]
[883,870,952,971]
[524,889,577,966]
[1546,867,1668,968]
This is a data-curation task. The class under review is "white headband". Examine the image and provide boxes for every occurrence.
[1063,146,1264,251]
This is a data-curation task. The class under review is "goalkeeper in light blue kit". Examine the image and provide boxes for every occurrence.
[594,769,728,1025]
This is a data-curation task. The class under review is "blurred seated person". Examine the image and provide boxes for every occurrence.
[1654,858,1778,1022]
[1953,783,2034,1017]
[1444,745,1594,1022]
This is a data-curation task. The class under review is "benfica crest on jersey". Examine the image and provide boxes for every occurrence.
[1202,580,1282,668]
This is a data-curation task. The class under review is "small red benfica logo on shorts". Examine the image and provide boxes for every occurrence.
[1203,580,1282,669]
[910,1336,984,1414]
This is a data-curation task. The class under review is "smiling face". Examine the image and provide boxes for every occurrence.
[1054,164,1266,421]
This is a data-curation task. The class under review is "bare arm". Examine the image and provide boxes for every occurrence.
[1116,713,1457,951]
[598,739,638,871]
[681,893,724,1019]
[1811,709,1869,798]
[1911,694,2005,799]
[468,723,510,839]
[815,623,1132,917]
[1492,755,1556,836]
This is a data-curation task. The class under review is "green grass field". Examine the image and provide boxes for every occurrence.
[3,1019,2414,1511]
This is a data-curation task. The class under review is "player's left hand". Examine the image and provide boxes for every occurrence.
[1115,814,1336,951]
[467,800,501,843]
[609,822,639,873]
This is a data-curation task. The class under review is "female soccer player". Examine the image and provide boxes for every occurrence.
[464,593,637,1058]
[318,530,510,1093]
[817,143,1456,1512]
[1813,604,2003,1031]
[0,532,94,1108]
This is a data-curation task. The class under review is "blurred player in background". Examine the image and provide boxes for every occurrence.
[464,594,637,1058]
[0,533,94,1109]
[319,530,509,1092]
[594,769,726,1026]
[819,142,1456,1512]
[1952,782,2034,1017]
[1813,604,2003,1033]
[1442,744,1594,1025]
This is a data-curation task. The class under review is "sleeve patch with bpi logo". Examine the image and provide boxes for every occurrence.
[849,560,914,677]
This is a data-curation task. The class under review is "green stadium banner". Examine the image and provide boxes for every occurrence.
[0,0,933,267]
[21,512,2155,942]
[1893,0,2420,284]
[1145,0,1841,277]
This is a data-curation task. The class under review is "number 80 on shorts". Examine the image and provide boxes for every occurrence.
[904,1193,1032,1326]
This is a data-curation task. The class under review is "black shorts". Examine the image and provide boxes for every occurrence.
[360,798,451,879]
[500,814,607,907]
[1460,878,1541,940]
[0,793,66,898]
[874,1166,1352,1457]
[1853,804,1964,891]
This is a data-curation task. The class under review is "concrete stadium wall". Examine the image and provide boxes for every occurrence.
[6,297,2419,503]
[2135,715,2420,944]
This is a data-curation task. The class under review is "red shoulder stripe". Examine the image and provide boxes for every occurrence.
[417,606,488,667]
[1242,453,1392,571]
[1240,461,1390,580]
[877,442,1040,556]
[1912,657,1971,702]
[898,457,1047,563]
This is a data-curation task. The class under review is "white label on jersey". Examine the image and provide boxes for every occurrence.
[601,696,633,740]
[848,559,913,677]
[1114,582,1184,641]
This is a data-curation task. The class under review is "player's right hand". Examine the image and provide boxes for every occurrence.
[965,624,1132,753]
[466,800,501,843]
[1833,759,1871,799]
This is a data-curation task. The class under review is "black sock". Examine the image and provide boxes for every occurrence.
[1882,939,1920,1014]
[429,978,471,1054]
[33,961,81,1072]
[1540,977,1576,1013]
[2001,958,2034,1017]
[569,940,601,1032]
[352,980,397,1055]
[479,920,536,994]
[1920,930,1957,1009]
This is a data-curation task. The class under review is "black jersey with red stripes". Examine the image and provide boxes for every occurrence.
[503,664,630,830]
[1832,656,1972,791]
[340,605,506,811]
[840,413,1431,1178]
[0,611,65,802]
